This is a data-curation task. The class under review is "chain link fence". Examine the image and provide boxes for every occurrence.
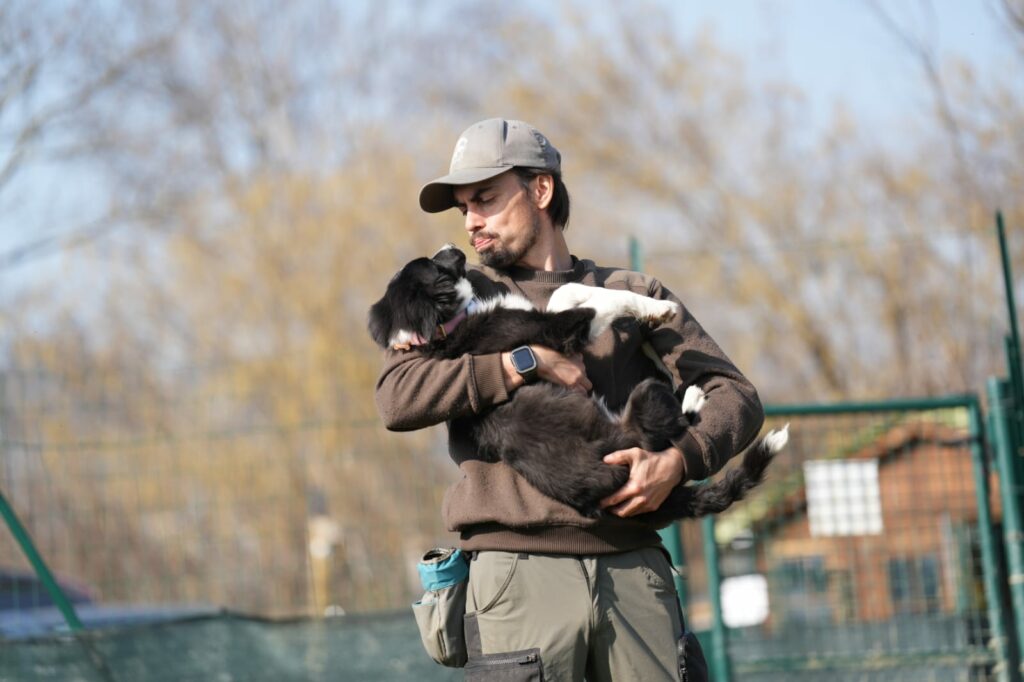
[2,361,1023,681]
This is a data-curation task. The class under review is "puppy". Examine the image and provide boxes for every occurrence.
[368,246,786,523]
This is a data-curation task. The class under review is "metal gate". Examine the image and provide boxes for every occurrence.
[674,214,1024,681]
[679,396,1011,681]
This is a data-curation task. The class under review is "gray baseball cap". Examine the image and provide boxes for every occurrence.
[419,118,561,213]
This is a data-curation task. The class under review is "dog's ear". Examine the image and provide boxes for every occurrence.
[408,294,442,342]
[431,245,466,277]
[367,296,393,348]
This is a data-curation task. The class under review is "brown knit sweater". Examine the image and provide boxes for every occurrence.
[374,257,764,555]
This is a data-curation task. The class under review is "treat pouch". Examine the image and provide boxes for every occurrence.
[412,547,470,667]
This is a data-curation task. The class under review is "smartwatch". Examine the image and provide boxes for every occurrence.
[510,345,539,384]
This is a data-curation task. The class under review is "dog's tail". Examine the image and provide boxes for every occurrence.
[653,424,789,523]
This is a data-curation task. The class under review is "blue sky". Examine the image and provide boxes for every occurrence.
[672,0,1010,130]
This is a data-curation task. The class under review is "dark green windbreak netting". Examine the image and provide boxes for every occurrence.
[0,611,459,682]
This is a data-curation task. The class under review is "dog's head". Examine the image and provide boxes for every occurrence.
[367,245,471,349]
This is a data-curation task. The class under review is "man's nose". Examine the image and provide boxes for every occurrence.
[464,209,485,232]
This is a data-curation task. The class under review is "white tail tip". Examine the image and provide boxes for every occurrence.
[762,423,790,453]
[681,385,707,415]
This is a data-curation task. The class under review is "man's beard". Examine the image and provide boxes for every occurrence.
[477,211,542,269]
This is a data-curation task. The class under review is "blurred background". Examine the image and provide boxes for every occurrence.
[1,0,1023,679]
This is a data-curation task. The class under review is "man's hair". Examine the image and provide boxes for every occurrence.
[513,167,571,230]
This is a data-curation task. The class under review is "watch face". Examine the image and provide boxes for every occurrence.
[511,346,537,372]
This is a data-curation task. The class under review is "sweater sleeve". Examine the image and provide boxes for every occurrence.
[374,347,511,431]
[645,278,765,480]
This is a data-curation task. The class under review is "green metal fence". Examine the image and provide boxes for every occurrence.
[3,386,1019,681]
[675,212,1024,682]
[0,360,461,620]
[1,611,461,682]
[683,396,1013,681]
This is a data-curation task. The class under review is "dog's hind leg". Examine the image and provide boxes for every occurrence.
[546,284,681,340]
[620,378,687,451]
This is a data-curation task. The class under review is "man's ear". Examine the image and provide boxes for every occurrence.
[431,244,466,276]
[533,174,554,211]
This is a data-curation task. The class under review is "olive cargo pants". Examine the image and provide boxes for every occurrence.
[463,547,705,681]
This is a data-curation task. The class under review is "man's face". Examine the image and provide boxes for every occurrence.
[453,171,542,269]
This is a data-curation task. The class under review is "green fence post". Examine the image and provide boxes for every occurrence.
[1004,336,1024,488]
[997,212,1024,411]
[660,526,688,610]
[970,399,1019,681]
[703,515,730,682]
[990,377,1024,674]
[0,488,84,632]
[629,235,643,278]
[629,235,689,605]
[659,523,689,611]
[997,213,1024,493]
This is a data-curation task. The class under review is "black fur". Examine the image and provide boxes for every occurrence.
[368,247,776,524]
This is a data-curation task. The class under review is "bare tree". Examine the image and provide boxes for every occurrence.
[0,2,176,271]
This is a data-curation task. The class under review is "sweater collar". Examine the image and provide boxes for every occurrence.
[488,256,587,284]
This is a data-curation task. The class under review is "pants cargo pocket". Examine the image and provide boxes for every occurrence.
[463,611,544,681]
[677,630,708,682]
[464,647,543,681]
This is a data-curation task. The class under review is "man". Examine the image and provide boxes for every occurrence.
[376,118,764,681]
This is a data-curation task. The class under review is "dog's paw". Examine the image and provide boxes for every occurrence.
[641,300,680,326]
[681,385,707,415]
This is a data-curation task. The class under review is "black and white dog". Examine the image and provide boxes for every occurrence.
[368,246,787,524]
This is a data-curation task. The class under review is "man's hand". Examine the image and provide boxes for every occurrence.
[501,345,592,394]
[600,446,687,517]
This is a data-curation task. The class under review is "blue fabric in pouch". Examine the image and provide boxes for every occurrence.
[417,547,469,591]
[413,547,470,667]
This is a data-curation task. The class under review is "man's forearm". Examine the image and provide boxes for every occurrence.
[500,346,592,394]
[645,280,766,478]
[670,380,763,479]
[375,350,509,431]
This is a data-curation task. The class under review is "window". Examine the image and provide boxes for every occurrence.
[888,555,941,614]
[804,458,883,537]
[776,556,828,594]
[772,557,832,625]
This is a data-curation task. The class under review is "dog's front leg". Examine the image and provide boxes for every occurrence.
[546,283,681,340]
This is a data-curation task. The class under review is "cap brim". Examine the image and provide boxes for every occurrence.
[418,166,512,213]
